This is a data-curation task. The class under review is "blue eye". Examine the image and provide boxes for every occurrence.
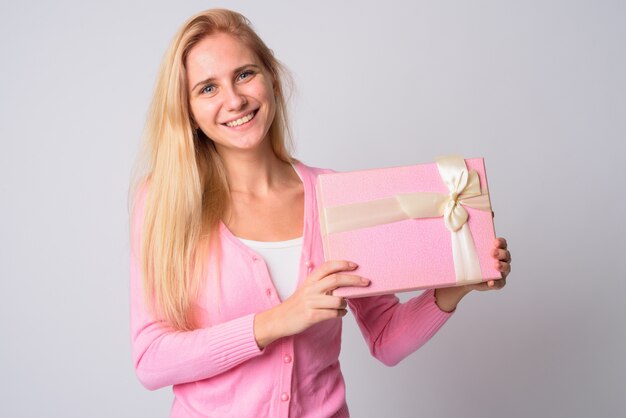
[201,84,216,95]
[238,70,254,81]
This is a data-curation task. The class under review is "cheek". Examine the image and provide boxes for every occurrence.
[254,77,275,104]
[261,84,277,116]
[188,99,201,121]
[267,95,277,121]
[190,100,218,126]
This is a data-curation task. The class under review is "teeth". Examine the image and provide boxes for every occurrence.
[225,112,255,127]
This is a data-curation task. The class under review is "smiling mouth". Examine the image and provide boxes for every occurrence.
[223,110,258,128]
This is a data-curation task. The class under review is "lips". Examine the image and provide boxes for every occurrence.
[223,110,258,127]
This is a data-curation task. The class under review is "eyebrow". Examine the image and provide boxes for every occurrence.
[191,64,261,93]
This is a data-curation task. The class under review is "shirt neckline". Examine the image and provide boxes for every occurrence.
[219,161,311,258]
[237,236,303,249]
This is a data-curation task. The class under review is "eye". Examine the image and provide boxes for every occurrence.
[237,70,255,81]
[201,84,216,95]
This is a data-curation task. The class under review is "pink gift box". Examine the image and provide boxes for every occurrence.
[316,157,500,298]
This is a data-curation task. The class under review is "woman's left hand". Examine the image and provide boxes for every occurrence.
[434,237,511,311]
[467,237,511,291]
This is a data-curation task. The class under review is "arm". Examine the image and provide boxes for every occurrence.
[129,187,263,391]
[130,257,263,390]
[347,290,452,367]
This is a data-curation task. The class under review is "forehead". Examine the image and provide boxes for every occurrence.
[186,33,261,83]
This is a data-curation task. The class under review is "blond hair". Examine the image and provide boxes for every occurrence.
[131,9,293,330]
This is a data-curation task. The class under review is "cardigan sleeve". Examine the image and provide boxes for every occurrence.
[129,184,264,391]
[347,290,453,367]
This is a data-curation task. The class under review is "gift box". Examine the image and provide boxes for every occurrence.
[316,156,500,298]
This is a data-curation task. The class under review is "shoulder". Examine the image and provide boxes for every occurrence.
[292,160,337,181]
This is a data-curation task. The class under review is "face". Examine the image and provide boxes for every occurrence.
[186,33,276,154]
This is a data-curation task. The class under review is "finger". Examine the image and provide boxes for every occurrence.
[492,248,511,262]
[304,307,349,325]
[317,273,370,293]
[315,296,347,310]
[321,308,348,318]
[316,306,349,320]
[495,260,511,274]
[469,281,494,291]
[486,277,506,290]
[494,237,507,249]
[494,261,510,281]
[306,260,357,284]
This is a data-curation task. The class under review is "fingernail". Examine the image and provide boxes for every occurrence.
[488,280,495,287]
[360,277,370,285]
[348,262,357,269]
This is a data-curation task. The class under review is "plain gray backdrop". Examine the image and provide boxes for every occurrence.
[1,1,625,417]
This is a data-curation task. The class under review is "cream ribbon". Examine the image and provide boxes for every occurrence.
[322,156,492,283]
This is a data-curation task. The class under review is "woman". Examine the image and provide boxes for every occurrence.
[130,9,511,418]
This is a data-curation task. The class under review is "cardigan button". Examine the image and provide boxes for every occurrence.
[280,393,290,402]
[305,260,312,267]
[283,354,292,364]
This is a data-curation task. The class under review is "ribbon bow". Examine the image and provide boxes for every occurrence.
[395,156,491,233]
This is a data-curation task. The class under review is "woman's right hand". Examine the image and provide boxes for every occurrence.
[253,260,369,349]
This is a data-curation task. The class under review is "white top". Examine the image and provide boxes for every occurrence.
[238,236,303,301]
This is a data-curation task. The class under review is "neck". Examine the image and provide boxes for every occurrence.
[216,142,294,195]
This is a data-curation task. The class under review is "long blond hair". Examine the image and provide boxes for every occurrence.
[131,9,293,330]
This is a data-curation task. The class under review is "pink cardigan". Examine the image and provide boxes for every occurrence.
[130,162,453,418]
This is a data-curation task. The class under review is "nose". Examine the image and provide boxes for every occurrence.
[224,84,247,111]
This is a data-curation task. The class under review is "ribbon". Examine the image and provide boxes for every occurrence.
[322,156,492,283]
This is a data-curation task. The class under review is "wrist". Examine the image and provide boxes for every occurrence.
[434,286,471,313]
[253,308,279,349]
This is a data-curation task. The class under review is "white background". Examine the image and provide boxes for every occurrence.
[1,1,624,417]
